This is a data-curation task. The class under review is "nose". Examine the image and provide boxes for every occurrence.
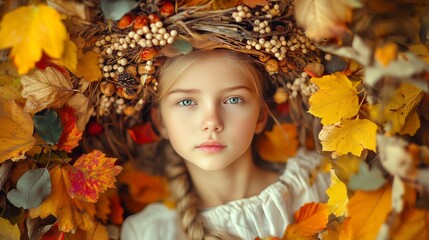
[200,106,224,133]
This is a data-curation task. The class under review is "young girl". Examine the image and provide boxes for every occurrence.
[121,49,330,239]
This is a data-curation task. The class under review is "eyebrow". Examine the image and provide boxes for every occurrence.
[167,86,252,95]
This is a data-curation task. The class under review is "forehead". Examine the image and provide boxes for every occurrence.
[170,56,255,90]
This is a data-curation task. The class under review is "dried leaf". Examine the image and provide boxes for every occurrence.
[332,154,361,184]
[57,107,83,153]
[29,166,96,232]
[242,0,268,8]
[0,5,67,74]
[68,150,122,203]
[0,99,36,163]
[0,61,23,102]
[319,119,377,157]
[309,73,359,125]
[21,67,74,114]
[377,134,417,179]
[0,216,20,240]
[326,170,348,217]
[47,0,93,21]
[33,109,63,145]
[368,82,423,135]
[321,36,371,66]
[348,184,392,240]
[294,0,360,40]
[348,162,386,191]
[255,123,299,162]
[65,93,94,131]
[7,168,51,209]
[71,51,102,82]
[0,161,13,189]
[283,202,329,238]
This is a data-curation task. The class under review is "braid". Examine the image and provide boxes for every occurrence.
[161,141,240,240]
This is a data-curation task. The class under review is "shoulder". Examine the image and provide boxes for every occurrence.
[121,203,186,240]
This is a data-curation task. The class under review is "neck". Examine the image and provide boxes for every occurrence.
[185,148,279,209]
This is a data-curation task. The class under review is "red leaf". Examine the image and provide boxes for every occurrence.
[57,107,83,153]
[68,150,122,203]
[128,122,160,144]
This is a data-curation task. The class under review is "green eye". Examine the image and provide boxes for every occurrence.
[226,97,242,104]
[179,99,194,106]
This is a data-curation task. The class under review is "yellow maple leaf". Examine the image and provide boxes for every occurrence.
[21,66,74,114]
[368,83,423,135]
[68,150,122,203]
[256,123,299,162]
[51,39,78,72]
[71,51,102,82]
[0,99,37,163]
[319,119,377,157]
[332,154,361,184]
[326,170,348,217]
[283,203,329,239]
[294,0,359,40]
[309,73,360,125]
[0,217,20,240]
[347,184,392,240]
[29,166,96,232]
[0,5,67,74]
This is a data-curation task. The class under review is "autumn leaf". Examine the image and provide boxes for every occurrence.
[128,122,161,145]
[368,82,423,135]
[65,93,94,131]
[347,184,392,240]
[321,218,351,240]
[294,0,360,41]
[0,5,67,74]
[68,150,122,203]
[319,119,377,157]
[309,73,360,125]
[390,207,429,239]
[71,51,102,82]
[375,42,398,67]
[283,203,329,239]
[256,123,299,162]
[331,154,361,184]
[0,61,24,103]
[57,107,83,153]
[29,166,96,232]
[51,39,78,72]
[326,170,348,217]
[0,217,20,240]
[65,222,109,240]
[21,67,75,114]
[0,99,36,163]
[242,0,268,8]
[118,162,168,213]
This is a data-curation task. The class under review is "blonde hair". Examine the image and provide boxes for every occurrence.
[155,49,270,240]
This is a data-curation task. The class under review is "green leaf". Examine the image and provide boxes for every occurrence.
[7,168,51,209]
[100,0,139,20]
[172,37,193,54]
[348,162,386,191]
[33,109,63,145]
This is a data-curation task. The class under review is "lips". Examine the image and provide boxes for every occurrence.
[196,141,226,153]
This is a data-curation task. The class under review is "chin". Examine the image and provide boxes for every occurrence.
[189,157,233,171]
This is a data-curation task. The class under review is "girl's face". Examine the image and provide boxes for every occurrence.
[158,56,266,171]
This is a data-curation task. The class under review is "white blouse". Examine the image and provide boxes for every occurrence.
[121,148,330,239]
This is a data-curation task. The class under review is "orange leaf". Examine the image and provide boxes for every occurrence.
[118,162,168,213]
[68,150,122,203]
[283,203,329,239]
[390,207,429,239]
[29,166,96,232]
[347,184,392,240]
[57,107,83,153]
[128,122,160,144]
[242,0,268,8]
[256,123,299,162]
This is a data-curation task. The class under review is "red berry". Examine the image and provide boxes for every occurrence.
[160,2,174,17]
[87,121,104,136]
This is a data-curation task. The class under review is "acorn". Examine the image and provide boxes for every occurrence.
[160,2,174,17]
[100,81,116,97]
[134,14,149,29]
[118,14,134,29]
[126,65,137,76]
[123,106,136,116]
[148,13,161,23]
[140,47,158,61]
[265,59,279,74]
